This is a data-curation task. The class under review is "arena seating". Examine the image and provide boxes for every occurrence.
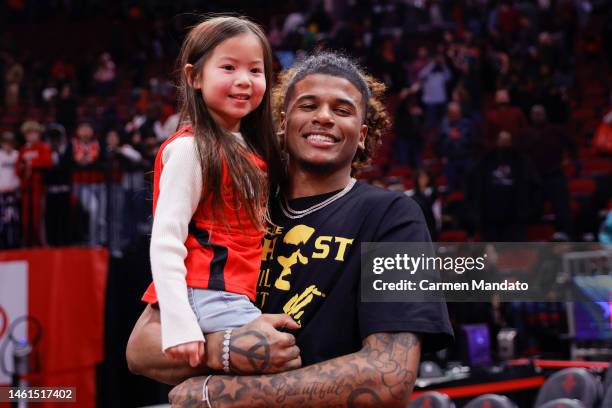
[463,394,517,408]
[408,391,454,408]
[534,368,600,408]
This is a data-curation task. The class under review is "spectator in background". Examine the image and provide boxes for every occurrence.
[600,210,612,244]
[4,56,24,107]
[470,131,541,241]
[56,83,78,135]
[104,130,127,256]
[0,132,21,248]
[408,46,430,84]
[72,122,106,246]
[419,53,452,129]
[485,89,528,151]
[45,124,73,246]
[153,104,180,142]
[16,121,53,246]
[521,105,576,239]
[121,130,149,244]
[394,92,423,169]
[406,168,440,241]
[436,102,475,191]
[93,52,116,97]
[593,94,612,155]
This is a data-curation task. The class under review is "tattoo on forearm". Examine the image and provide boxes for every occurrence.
[195,332,418,407]
[347,388,384,407]
[229,330,271,373]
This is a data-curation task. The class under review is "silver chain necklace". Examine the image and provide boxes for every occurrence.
[280,178,357,219]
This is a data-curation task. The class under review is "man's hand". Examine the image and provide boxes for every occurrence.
[165,340,205,368]
[207,314,302,374]
[126,305,301,384]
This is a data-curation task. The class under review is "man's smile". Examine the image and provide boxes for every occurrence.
[303,131,340,147]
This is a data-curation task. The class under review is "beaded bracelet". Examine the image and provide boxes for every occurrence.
[222,328,233,373]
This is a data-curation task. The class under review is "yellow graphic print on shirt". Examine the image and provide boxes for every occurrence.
[258,223,353,325]
[283,285,325,326]
[274,225,315,290]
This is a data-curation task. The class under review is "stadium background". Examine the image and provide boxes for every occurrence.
[0,0,612,407]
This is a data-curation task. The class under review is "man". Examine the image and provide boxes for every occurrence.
[520,105,576,239]
[127,52,453,407]
[484,89,528,150]
[469,130,541,242]
[436,101,475,191]
[16,120,53,246]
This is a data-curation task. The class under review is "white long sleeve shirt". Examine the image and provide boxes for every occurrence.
[150,133,245,352]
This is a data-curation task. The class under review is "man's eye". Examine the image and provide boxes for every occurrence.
[335,108,351,115]
[300,104,316,110]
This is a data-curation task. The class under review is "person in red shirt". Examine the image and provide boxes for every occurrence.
[485,89,528,151]
[16,120,53,246]
[71,122,106,246]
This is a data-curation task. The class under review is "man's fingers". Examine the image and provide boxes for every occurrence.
[283,356,302,371]
[286,345,300,360]
[279,332,296,347]
[262,313,299,330]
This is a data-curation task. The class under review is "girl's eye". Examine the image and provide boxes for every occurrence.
[251,67,263,74]
[221,65,234,71]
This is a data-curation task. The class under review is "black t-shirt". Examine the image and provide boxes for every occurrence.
[257,181,454,366]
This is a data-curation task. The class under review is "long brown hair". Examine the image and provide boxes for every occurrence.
[177,15,282,232]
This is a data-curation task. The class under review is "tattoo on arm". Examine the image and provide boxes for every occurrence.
[171,332,421,407]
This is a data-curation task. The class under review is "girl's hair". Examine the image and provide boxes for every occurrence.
[177,15,282,231]
[272,52,391,172]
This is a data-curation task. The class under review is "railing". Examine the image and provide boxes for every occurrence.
[1,162,153,256]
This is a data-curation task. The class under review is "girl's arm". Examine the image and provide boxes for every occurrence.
[150,137,205,352]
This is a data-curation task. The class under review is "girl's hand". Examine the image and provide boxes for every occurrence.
[165,341,205,368]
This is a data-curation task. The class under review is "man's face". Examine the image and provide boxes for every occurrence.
[25,131,40,144]
[77,124,94,141]
[281,74,367,174]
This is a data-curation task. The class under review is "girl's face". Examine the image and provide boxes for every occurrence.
[187,33,266,132]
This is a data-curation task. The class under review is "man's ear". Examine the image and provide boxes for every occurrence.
[183,64,201,90]
[358,124,368,150]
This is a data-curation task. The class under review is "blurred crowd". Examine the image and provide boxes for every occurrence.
[0,0,611,255]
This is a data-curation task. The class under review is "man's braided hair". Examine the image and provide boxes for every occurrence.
[271,52,391,172]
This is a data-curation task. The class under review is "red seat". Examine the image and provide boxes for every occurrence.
[527,224,555,241]
[386,165,412,178]
[581,159,611,176]
[438,230,468,242]
[568,178,597,196]
[444,191,465,204]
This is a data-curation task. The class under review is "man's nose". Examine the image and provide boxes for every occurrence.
[312,105,334,126]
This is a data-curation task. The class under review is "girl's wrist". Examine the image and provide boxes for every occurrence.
[204,331,224,371]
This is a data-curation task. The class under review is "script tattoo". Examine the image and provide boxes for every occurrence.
[170,332,420,407]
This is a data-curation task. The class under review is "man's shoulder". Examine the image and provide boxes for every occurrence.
[354,181,422,215]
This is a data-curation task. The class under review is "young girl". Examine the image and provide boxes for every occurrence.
[141,16,283,368]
